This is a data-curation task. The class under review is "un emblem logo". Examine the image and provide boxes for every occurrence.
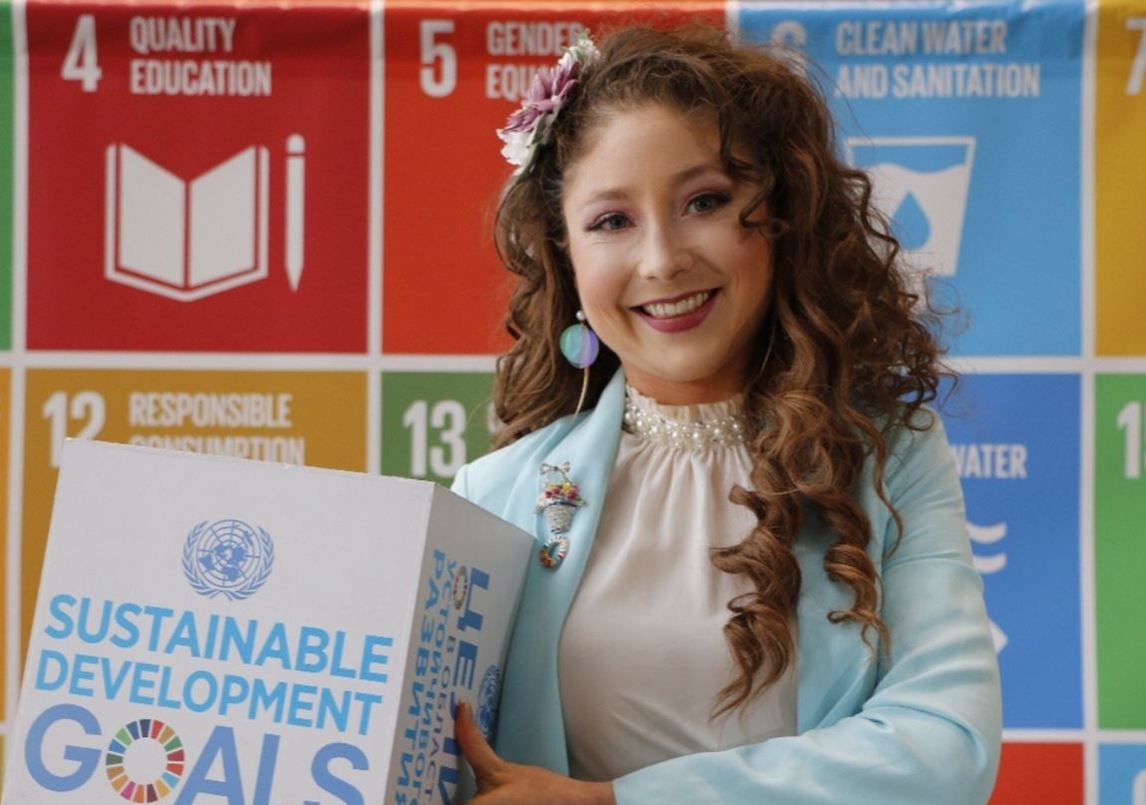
[477,664,502,740]
[182,519,275,601]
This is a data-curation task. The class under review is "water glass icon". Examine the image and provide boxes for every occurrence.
[845,136,975,282]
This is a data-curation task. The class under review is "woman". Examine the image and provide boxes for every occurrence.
[450,25,1001,805]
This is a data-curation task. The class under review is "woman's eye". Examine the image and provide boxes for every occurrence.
[687,192,730,214]
[588,213,630,232]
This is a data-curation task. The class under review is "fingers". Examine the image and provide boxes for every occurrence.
[455,699,506,782]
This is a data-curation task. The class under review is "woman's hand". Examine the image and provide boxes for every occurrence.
[455,700,616,805]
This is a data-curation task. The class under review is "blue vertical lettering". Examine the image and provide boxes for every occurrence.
[457,569,489,632]
[454,641,478,689]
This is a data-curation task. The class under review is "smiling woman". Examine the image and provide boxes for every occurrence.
[450,25,1002,805]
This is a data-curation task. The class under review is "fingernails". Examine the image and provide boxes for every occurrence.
[454,697,475,724]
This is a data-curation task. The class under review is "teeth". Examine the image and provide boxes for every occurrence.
[643,291,713,319]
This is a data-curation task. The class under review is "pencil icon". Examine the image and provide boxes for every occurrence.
[285,133,305,291]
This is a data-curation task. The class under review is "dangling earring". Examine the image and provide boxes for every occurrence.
[559,310,599,416]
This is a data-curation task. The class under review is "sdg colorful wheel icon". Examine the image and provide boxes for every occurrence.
[104,718,185,801]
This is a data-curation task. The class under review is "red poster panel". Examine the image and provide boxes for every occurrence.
[383,1,725,354]
[26,1,371,352]
[990,742,1083,804]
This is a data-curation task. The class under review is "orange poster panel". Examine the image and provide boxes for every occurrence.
[20,369,366,662]
[0,370,9,721]
[382,1,725,354]
[1096,0,1146,354]
[989,742,1083,804]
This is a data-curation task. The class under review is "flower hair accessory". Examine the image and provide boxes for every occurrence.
[497,31,600,174]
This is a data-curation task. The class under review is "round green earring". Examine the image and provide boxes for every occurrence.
[559,311,599,369]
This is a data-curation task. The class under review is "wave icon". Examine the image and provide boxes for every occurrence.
[967,519,1007,653]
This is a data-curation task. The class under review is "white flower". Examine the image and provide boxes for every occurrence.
[498,128,536,174]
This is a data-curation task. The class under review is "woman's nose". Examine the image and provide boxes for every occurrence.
[638,222,691,281]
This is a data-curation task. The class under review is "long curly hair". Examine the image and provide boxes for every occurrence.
[491,25,948,717]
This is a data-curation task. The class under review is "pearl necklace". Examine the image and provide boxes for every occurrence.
[622,388,749,449]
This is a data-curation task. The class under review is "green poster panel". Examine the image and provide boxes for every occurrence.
[0,2,12,350]
[381,371,497,486]
[1096,374,1146,728]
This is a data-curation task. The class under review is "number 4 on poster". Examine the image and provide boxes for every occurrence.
[62,15,101,92]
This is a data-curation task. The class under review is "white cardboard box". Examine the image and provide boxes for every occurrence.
[3,439,532,804]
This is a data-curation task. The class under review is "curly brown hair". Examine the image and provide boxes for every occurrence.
[491,25,948,717]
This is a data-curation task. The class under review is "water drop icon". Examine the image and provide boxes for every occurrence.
[892,192,930,251]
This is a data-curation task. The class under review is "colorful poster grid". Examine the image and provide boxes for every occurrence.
[0,1,1142,802]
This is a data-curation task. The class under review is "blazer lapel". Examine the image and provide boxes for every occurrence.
[494,370,626,771]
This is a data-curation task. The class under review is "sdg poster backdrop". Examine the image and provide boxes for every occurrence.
[0,1,1143,803]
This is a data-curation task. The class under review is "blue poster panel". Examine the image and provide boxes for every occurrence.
[1100,744,1146,805]
[937,374,1081,728]
[738,0,1083,356]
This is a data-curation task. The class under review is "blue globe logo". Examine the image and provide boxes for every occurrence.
[182,519,274,601]
[477,664,502,740]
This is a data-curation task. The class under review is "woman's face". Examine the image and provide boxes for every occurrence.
[561,103,773,405]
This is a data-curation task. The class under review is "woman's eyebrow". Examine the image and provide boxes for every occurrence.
[577,163,727,207]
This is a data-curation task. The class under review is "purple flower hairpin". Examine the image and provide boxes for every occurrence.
[497,31,600,175]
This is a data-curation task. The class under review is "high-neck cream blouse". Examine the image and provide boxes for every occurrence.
[558,386,798,782]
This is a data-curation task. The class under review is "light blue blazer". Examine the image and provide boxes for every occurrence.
[451,370,1002,804]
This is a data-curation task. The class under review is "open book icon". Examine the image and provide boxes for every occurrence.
[105,143,272,302]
